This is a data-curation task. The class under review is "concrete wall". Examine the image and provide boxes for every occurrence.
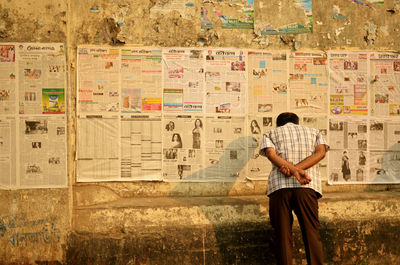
[0,1,69,264]
[1,0,400,264]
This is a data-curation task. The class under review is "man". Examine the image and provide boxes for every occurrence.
[259,112,329,265]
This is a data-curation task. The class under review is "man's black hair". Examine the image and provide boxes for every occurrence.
[276,112,299,127]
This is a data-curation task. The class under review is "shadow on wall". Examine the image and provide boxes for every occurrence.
[171,136,259,188]
[169,136,273,264]
[370,143,400,184]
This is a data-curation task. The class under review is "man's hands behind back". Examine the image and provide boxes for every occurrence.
[279,165,312,185]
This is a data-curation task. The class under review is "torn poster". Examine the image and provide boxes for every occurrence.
[202,0,254,29]
[255,0,312,35]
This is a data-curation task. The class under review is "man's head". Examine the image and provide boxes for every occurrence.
[276,112,299,127]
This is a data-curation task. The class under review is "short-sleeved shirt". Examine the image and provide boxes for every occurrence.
[259,122,329,197]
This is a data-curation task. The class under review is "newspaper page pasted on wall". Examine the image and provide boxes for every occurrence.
[246,114,275,180]
[370,52,400,116]
[204,115,248,181]
[121,114,162,180]
[0,44,16,115]
[162,115,204,181]
[77,46,120,115]
[77,115,120,182]
[289,51,328,114]
[121,47,162,113]
[19,115,67,188]
[18,43,66,115]
[247,50,288,115]
[300,114,329,181]
[163,48,204,112]
[328,117,369,184]
[204,48,246,115]
[0,43,67,189]
[0,116,17,188]
[329,51,369,116]
[369,118,400,184]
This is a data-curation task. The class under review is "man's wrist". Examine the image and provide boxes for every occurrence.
[294,163,304,170]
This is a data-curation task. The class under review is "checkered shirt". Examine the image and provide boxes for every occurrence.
[259,122,329,197]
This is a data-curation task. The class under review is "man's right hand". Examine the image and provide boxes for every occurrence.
[279,164,312,185]
[291,168,312,185]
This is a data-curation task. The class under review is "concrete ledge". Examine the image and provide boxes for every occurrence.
[68,191,400,264]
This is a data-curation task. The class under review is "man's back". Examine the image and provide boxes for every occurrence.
[267,123,321,164]
[260,122,326,196]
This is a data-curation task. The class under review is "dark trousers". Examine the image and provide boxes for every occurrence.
[269,188,323,265]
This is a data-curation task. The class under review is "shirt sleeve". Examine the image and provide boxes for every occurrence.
[316,130,330,152]
[259,131,276,157]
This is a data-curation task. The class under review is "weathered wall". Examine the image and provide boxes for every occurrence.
[66,0,400,199]
[68,0,400,48]
[0,1,67,42]
[68,192,400,265]
[1,0,400,264]
[67,0,400,199]
[0,0,69,264]
[0,189,69,264]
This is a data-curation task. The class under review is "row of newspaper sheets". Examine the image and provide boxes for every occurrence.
[76,47,400,185]
[76,114,400,184]
[0,43,67,189]
[1,44,399,188]
[77,47,400,117]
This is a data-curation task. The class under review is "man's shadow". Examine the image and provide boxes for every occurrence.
[169,136,273,264]
[368,143,400,184]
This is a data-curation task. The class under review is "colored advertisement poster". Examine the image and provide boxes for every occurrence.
[201,0,254,29]
[42,88,65,114]
[255,0,312,35]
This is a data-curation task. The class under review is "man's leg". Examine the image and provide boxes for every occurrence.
[269,189,294,265]
[293,188,323,265]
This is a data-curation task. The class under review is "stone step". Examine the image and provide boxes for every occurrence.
[69,191,400,264]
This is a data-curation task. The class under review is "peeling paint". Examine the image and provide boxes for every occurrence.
[90,6,100,13]
[333,5,347,19]
[335,27,345,39]
[379,25,389,37]
[364,22,377,45]
[100,17,125,45]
